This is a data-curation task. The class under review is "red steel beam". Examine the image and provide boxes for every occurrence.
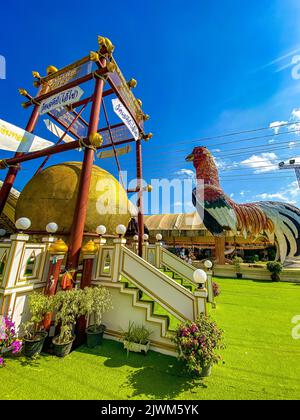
[0,137,136,167]
[22,67,109,108]
[136,139,144,256]
[65,67,106,278]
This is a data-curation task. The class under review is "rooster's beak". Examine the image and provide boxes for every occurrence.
[185,153,194,162]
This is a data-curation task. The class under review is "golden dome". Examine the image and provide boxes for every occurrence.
[15,162,135,234]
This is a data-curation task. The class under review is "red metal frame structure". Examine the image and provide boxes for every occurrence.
[0,37,152,282]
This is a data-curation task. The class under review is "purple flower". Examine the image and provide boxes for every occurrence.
[0,357,4,366]
[11,340,22,354]
[191,324,199,333]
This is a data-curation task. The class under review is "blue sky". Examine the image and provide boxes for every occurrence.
[1,0,300,213]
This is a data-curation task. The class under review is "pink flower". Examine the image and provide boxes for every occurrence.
[191,324,199,333]
[0,357,4,366]
[12,340,22,354]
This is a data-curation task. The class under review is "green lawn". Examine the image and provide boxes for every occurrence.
[1,278,300,400]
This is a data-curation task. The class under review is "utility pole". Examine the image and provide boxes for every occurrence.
[279,158,300,188]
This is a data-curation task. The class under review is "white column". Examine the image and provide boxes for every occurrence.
[142,241,149,261]
[94,237,107,280]
[112,238,126,283]
[194,288,208,319]
[4,234,29,318]
[41,236,56,283]
[155,241,163,269]
[5,234,30,289]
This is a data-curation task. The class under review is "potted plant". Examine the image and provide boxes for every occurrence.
[267,261,283,282]
[52,289,83,357]
[173,314,224,377]
[81,286,112,348]
[121,322,152,355]
[21,292,51,358]
[0,316,22,367]
[233,256,243,279]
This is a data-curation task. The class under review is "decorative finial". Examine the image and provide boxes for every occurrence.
[128,78,137,89]
[89,51,100,62]
[89,133,103,148]
[46,65,58,75]
[143,133,153,141]
[32,71,41,79]
[98,36,115,54]
[18,88,28,97]
[81,240,98,255]
[49,239,68,255]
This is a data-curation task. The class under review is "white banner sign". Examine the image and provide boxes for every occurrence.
[39,86,84,115]
[112,98,139,141]
[0,119,54,153]
[43,119,75,143]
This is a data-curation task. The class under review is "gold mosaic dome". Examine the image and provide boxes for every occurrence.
[15,162,136,234]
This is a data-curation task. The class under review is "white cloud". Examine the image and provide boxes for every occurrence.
[212,148,221,153]
[174,169,195,179]
[268,139,276,144]
[241,152,278,173]
[289,141,296,149]
[291,108,300,120]
[256,192,288,201]
[214,157,227,170]
[269,121,288,135]
[255,181,300,206]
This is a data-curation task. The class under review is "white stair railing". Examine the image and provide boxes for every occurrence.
[120,246,206,322]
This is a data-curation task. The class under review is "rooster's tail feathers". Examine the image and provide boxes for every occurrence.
[257,202,300,263]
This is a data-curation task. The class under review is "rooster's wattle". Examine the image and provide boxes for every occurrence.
[186,146,300,264]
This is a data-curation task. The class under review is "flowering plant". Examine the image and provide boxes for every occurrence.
[173,314,224,375]
[212,282,220,297]
[0,316,22,367]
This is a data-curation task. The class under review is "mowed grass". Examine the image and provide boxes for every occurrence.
[1,278,300,400]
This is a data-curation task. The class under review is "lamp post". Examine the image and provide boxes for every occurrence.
[112,225,127,282]
[193,269,208,318]
[193,269,207,290]
[15,217,31,232]
[133,234,139,254]
[155,233,163,268]
[142,233,149,261]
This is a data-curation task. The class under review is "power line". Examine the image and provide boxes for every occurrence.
[163,120,300,147]
[131,142,300,171]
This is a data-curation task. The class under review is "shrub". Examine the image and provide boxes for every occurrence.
[81,286,113,333]
[267,261,283,282]
[21,293,52,340]
[173,314,224,375]
[52,289,83,344]
[233,256,243,273]
[121,321,151,345]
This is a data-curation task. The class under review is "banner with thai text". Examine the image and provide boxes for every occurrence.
[40,86,84,115]
[112,98,139,141]
[0,119,54,152]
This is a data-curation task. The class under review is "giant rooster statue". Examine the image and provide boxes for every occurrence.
[186,146,300,265]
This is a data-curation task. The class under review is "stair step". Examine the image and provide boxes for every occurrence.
[121,276,180,333]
